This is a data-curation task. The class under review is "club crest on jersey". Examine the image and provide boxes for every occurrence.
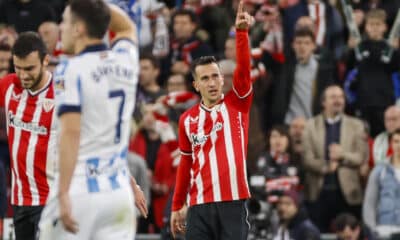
[42,99,54,112]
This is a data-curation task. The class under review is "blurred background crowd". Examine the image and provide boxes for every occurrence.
[1,0,400,239]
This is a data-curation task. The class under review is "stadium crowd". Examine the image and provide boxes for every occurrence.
[0,0,400,239]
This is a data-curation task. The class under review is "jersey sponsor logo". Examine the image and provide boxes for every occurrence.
[42,98,55,112]
[190,122,223,146]
[8,111,48,135]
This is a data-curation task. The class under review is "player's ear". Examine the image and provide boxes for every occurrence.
[42,54,50,67]
[192,80,199,92]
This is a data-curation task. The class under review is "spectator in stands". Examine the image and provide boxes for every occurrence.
[265,28,336,128]
[290,116,306,160]
[0,43,11,222]
[302,85,367,232]
[0,43,11,78]
[0,25,17,48]
[274,189,320,240]
[162,9,212,78]
[373,106,400,166]
[255,125,302,202]
[133,54,167,134]
[334,213,377,240]
[363,128,400,237]
[345,9,400,137]
[38,21,62,58]
[282,0,344,59]
[0,0,56,33]
[130,104,179,233]
[352,0,400,29]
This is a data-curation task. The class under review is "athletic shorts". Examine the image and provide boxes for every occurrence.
[37,186,135,240]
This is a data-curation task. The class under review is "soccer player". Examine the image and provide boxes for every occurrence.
[37,1,147,239]
[0,32,56,240]
[170,2,253,240]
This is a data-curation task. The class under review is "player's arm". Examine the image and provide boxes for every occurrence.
[130,176,148,218]
[108,4,137,45]
[171,115,193,238]
[58,112,80,233]
[54,61,81,233]
[232,1,252,99]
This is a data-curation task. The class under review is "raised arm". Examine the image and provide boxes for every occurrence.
[232,1,252,98]
[108,4,137,44]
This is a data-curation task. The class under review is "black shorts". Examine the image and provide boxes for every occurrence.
[12,205,43,240]
[185,200,250,240]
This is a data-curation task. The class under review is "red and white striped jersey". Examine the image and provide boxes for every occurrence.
[0,73,57,206]
[178,89,253,206]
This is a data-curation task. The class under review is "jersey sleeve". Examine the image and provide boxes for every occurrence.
[54,60,82,116]
[178,114,192,156]
[111,38,138,57]
[232,29,252,99]
[0,75,13,107]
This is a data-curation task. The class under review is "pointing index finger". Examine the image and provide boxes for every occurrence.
[238,1,243,14]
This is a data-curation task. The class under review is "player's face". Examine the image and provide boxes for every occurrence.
[193,63,224,107]
[60,6,76,54]
[13,51,47,91]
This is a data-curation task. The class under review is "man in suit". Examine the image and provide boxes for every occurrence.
[302,85,368,232]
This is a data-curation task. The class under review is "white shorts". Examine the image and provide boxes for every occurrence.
[37,186,136,240]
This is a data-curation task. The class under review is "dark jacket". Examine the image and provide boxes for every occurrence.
[345,40,400,108]
[287,209,321,240]
[264,52,336,128]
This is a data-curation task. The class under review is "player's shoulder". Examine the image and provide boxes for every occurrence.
[111,38,137,52]
[0,73,20,89]
[179,104,200,123]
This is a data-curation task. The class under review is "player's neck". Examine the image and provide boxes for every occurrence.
[74,37,104,55]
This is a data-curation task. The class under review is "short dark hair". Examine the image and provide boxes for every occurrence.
[334,213,359,232]
[190,56,218,79]
[320,84,344,104]
[12,32,47,61]
[172,9,198,25]
[267,125,292,154]
[68,0,110,39]
[293,27,315,43]
[389,128,400,141]
[139,53,160,69]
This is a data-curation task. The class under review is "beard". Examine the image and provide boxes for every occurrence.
[22,67,43,91]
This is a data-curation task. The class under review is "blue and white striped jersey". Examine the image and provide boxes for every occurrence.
[54,39,138,194]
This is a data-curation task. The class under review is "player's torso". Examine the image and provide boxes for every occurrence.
[3,75,57,205]
[183,98,250,204]
[55,47,138,194]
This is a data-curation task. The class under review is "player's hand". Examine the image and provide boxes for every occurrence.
[58,193,79,233]
[235,1,254,30]
[133,184,148,218]
[170,205,188,239]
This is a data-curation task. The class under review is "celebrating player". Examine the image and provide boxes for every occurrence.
[0,32,56,240]
[170,1,254,240]
[38,1,147,239]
